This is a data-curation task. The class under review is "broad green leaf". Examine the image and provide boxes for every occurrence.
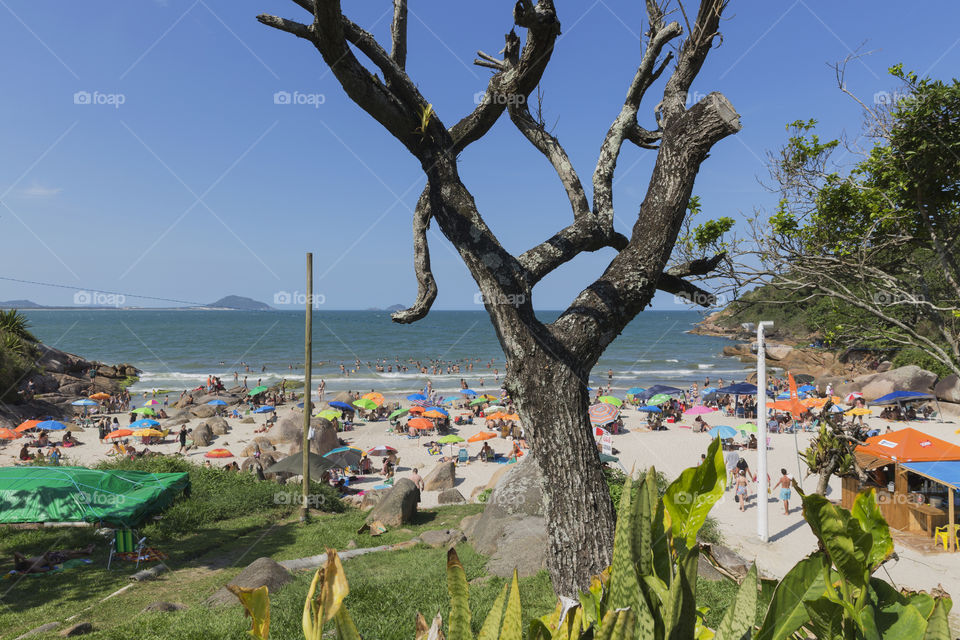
[303,567,325,640]
[499,569,523,640]
[802,493,869,586]
[923,598,952,640]
[715,563,758,640]
[478,582,508,640]
[803,597,844,640]
[334,606,363,640]
[651,500,672,587]
[609,473,641,628]
[446,548,472,640]
[595,610,630,640]
[663,437,726,549]
[321,550,350,623]
[850,490,894,570]
[227,584,270,639]
[755,553,829,640]
[663,548,699,640]
[633,471,654,578]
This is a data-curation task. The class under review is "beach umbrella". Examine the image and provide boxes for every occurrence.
[485,412,506,420]
[438,435,465,444]
[480,394,498,401]
[626,387,645,396]
[36,420,67,431]
[502,414,519,421]
[737,423,758,433]
[254,406,275,414]
[105,429,133,439]
[845,392,863,404]
[71,399,98,407]
[15,420,40,433]
[460,389,477,396]
[130,419,160,428]
[248,385,269,396]
[441,397,461,404]
[367,445,398,456]
[598,396,623,407]
[588,403,619,425]
[353,398,378,411]
[798,385,817,393]
[636,385,684,401]
[205,448,233,459]
[467,432,497,442]
[423,409,447,419]
[132,428,164,437]
[329,401,355,412]
[207,399,228,406]
[485,405,505,413]
[266,451,335,477]
[708,425,738,439]
[683,405,716,415]
[131,407,156,416]
[0,428,20,440]
[648,394,672,405]
[144,399,162,406]
[89,392,111,401]
[323,446,363,469]
[638,405,662,413]
[315,409,342,421]
[469,398,490,406]
[846,407,873,416]
[407,417,434,430]
[828,405,845,413]
[407,393,427,401]
[427,406,449,416]
[594,426,609,436]
[361,392,385,406]
[408,405,425,415]
[702,387,717,394]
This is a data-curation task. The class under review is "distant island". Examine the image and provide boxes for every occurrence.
[0,295,273,311]
[365,304,407,312]
[204,295,272,311]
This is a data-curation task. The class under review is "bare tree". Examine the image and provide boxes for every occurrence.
[258,0,740,594]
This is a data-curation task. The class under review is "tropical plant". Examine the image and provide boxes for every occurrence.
[801,409,860,496]
[0,309,38,402]
[0,309,37,342]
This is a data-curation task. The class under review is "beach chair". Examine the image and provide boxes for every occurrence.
[457,448,469,464]
[934,524,960,551]
[107,529,147,570]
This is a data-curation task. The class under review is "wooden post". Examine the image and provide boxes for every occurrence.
[301,252,313,523]
[950,487,956,552]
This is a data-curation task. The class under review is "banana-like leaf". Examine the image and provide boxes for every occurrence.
[755,552,829,640]
[651,499,672,587]
[227,584,270,639]
[446,548,472,640]
[663,438,726,549]
[803,597,845,640]
[609,474,641,618]
[334,605,363,640]
[694,605,717,640]
[478,582,509,640]
[850,489,894,570]
[801,493,870,587]
[858,581,931,640]
[663,547,699,640]
[633,471,654,578]
[322,549,350,622]
[715,563,758,640]
[923,598,952,640]
[499,569,523,640]
[303,567,325,640]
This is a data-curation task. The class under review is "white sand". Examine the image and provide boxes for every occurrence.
[3,399,959,606]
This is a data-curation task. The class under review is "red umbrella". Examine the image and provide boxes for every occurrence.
[367,445,398,456]
[205,448,233,458]
[105,429,133,439]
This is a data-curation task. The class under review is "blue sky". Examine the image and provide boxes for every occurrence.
[2,1,958,310]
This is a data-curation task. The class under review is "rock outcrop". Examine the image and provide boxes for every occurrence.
[206,557,292,607]
[423,461,456,491]
[366,478,420,527]
[835,365,937,399]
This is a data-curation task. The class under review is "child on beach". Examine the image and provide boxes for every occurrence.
[777,469,792,515]
[735,470,750,512]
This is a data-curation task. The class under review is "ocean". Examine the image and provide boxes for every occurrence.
[21,310,750,397]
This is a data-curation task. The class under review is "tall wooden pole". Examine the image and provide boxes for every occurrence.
[301,252,313,523]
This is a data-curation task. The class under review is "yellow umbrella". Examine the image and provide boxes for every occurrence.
[845,407,873,416]
[132,428,164,437]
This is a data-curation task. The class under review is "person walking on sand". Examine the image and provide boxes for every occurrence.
[317,379,325,404]
[410,468,425,491]
[777,468,792,515]
[735,470,750,512]
[177,426,188,454]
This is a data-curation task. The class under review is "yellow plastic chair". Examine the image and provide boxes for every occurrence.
[933,524,960,551]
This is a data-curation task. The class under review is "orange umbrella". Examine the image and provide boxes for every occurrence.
[407,418,434,430]
[362,392,385,406]
[0,428,20,440]
[502,414,520,421]
[408,406,425,414]
[15,420,40,433]
[89,392,110,401]
[423,409,446,419]
[467,432,497,442]
[205,448,233,458]
[485,411,507,420]
[105,429,133,439]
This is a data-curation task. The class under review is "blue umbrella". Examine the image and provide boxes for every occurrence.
[460,389,477,396]
[71,399,98,406]
[131,418,160,428]
[207,399,228,406]
[442,397,461,404]
[702,387,717,394]
[426,406,449,416]
[254,406,275,413]
[798,385,817,393]
[296,402,304,408]
[407,393,427,401]
[329,401,355,411]
[636,385,684,401]
[36,420,67,431]
[638,405,662,413]
[708,425,738,439]
[626,387,645,396]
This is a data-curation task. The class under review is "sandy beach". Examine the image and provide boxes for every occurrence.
[4,395,960,607]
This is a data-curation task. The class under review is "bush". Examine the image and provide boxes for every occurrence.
[891,347,953,379]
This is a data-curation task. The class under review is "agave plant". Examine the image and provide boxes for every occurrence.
[0,309,36,343]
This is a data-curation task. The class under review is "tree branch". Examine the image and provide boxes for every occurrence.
[391,191,438,323]
[661,0,728,122]
[390,0,408,71]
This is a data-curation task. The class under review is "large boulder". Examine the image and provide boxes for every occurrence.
[423,461,456,491]
[241,440,275,457]
[765,344,793,361]
[366,478,419,527]
[206,417,230,435]
[206,557,292,607]
[280,417,339,456]
[192,423,214,447]
[467,458,547,578]
[189,404,218,419]
[437,488,465,504]
[360,489,388,510]
[935,374,960,404]
[837,365,938,399]
[419,529,466,549]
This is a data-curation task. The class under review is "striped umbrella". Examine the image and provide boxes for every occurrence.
[205,448,234,458]
[588,403,619,425]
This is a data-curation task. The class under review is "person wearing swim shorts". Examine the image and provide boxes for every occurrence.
[777,468,793,515]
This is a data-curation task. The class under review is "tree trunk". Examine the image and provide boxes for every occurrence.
[816,456,839,496]
[507,346,616,597]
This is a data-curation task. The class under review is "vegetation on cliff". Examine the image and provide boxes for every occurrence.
[0,309,38,402]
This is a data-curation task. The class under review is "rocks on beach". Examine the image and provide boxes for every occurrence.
[366,478,420,527]
[206,557,292,607]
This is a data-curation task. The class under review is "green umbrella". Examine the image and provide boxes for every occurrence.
[438,434,465,444]
[131,407,156,415]
[598,396,623,407]
[469,398,489,406]
[737,422,758,433]
[353,398,377,411]
[315,409,342,421]
[388,408,409,420]
[248,385,269,396]
[648,393,672,405]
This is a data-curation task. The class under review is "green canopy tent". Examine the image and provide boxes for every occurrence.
[0,467,190,527]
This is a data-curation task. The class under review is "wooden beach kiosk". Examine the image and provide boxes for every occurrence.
[843,428,960,551]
